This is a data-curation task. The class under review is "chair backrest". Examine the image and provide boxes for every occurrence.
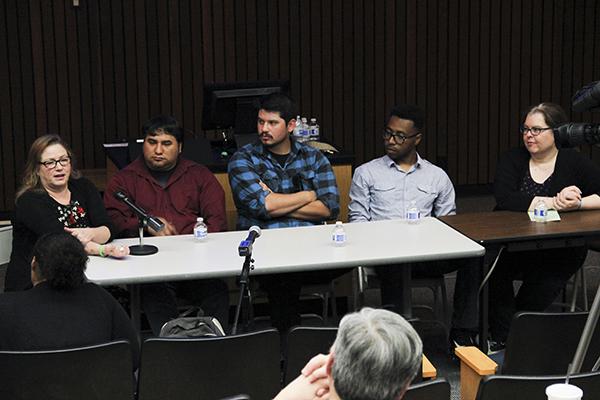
[0,340,133,400]
[284,326,338,384]
[137,329,280,400]
[475,370,600,400]
[502,311,600,375]
[403,378,451,400]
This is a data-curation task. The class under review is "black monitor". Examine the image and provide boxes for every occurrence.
[202,80,290,135]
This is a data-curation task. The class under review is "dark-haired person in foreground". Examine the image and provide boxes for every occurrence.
[5,134,128,292]
[275,308,423,400]
[490,102,600,349]
[228,93,340,332]
[104,115,229,335]
[0,233,139,366]
[349,104,480,348]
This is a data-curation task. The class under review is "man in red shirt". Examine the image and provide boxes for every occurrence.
[104,115,229,335]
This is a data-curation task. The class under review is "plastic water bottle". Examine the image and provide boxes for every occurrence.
[332,221,346,246]
[533,199,547,223]
[293,115,303,141]
[309,118,320,141]
[193,217,208,241]
[301,117,310,142]
[406,200,420,224]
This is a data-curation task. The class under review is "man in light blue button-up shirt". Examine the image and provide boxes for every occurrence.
[349,104,479,349]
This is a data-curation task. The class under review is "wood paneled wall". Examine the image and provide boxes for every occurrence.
[1,0,599,211]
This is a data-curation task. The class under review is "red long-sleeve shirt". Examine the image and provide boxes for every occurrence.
[104,157,227,237]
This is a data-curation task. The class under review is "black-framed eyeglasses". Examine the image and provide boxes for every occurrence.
[520,125,552,136]
[382,127,420,144]
[39,157,71,169]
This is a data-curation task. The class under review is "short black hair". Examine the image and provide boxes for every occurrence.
[33,233,88,290]
[142,115,184,143]
[387,105,425,130]
[258,93,298,124]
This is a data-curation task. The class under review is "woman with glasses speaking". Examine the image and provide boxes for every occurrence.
[5,135,128,292]
[489,103,600,349]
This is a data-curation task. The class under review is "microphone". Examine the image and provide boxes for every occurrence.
[572,81,600,113]
[113,191,165,232]
[238,226,262,257]
[554,123,600,148]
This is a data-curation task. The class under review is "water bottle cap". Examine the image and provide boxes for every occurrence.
[335,221,343,226]
[197,217,203,222]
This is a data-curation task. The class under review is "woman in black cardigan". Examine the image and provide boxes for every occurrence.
[490,102,600,348]
[5,134,128,291]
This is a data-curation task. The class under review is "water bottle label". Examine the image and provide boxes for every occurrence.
[406,211,420,220]
[534,208,546,217]
[333,233,346,243]
[194,227,207,239]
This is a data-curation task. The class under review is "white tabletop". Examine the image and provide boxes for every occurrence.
[85,217,485,285]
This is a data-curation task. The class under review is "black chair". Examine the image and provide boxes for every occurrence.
[475,370,600,400]
[137,329,280,400]
[501,311,600,375]
[0,340,133,400]
[404,378,451,400]
[284,327,338,384]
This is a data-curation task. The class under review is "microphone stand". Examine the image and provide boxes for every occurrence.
[129,217,159,256]
[231,253,254,335]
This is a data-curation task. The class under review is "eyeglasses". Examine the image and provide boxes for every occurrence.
[520,125,552,136]
[39,157,71,169]
[382,128,420,144]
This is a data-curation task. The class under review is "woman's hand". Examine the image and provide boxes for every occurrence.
[103,243,130,258]
[65,227,95,245]
[553,186,582,211]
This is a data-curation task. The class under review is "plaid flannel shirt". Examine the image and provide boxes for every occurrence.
[228,139,340,230]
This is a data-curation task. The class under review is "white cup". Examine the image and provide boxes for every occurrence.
[546,383,583,400]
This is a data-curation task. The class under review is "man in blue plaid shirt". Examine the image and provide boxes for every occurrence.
[228,93,341,331]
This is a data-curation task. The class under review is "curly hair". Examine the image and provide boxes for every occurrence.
[32,233,88,290]
[16,134,81,200]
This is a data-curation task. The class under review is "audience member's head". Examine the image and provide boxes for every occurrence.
[330,308,423,400]
[31,232,88,290]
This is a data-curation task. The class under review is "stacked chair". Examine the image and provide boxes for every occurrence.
[455,311,600,400]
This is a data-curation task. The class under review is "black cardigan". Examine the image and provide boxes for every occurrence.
[494,147,600,211]
[5,177,114,291]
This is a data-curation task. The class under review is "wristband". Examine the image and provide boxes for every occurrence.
[98,245,106,257]
[578,199,583,210]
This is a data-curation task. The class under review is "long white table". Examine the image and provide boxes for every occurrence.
[86,218,485,330]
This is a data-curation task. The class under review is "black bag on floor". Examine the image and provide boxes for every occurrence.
[159,307,226,338]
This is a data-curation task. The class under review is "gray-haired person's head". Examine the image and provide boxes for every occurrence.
[331,308,423,400]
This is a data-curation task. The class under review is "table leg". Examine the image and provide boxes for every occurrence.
[478,255,489,353]
[401,263,413,319]
[128,284,141,333]
[478,245,505,353]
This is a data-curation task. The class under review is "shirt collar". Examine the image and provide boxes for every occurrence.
[256,136,302,160]
[384,153,423,171]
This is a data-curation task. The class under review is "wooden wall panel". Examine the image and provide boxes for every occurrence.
[0,0,599,212]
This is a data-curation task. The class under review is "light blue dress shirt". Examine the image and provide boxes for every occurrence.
[348,154,456,222]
